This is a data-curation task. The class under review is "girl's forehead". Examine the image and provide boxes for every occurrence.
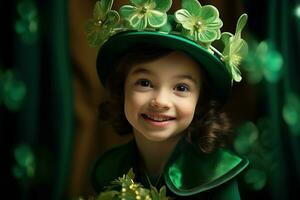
[127,51,202,84]
[128,51,202,75]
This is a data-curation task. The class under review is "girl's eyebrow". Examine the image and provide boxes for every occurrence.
[131,67,153,75]
[174,74,199,85]
[131,67,199,85]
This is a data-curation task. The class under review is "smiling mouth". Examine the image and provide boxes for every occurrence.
[141,114,176,122]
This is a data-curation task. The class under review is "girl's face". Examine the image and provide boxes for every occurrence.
[124,51,202,142]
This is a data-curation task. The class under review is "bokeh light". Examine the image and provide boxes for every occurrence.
[234,121,259,154]
[15,0,39,44]
[243,40,283,84]
[234,118,277,191]
[244,168,267,191]
[13,144,36,180]
[283,93,300,136]
[0,69,26,111]
[295,5,300,18]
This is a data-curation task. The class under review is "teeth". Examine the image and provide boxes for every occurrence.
[145,114,173,122]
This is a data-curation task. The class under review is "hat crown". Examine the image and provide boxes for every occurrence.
[86,0,248,83]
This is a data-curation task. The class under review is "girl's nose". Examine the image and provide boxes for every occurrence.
[149,90,171,111]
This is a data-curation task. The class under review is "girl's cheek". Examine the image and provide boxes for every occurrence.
[135,93,153,108]
[176,98,198,118]
[126,91,150,109]
[180,105,196,118]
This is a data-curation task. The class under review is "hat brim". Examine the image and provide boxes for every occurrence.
[96,31,232,103]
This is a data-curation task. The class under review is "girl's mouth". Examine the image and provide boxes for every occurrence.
[141,114,176,122]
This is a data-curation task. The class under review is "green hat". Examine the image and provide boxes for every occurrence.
[86,0,248,103]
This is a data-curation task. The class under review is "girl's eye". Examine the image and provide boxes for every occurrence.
[135,79,152,87]
[174,83,190,92]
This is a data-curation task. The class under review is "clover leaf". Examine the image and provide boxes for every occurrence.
[86,0,120,47]
[119,0,172,30]
[221,14,248,82]
[174,0,223,44]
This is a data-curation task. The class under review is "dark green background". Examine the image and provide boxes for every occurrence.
[1,0,299,199]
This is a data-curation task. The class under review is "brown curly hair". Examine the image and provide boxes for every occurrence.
[98,46,232,154]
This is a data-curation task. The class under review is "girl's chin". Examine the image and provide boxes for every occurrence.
[137,131,183,143]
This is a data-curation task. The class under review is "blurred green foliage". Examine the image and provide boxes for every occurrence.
[15,0,39,44]
[283,93,300,136]
[234,118,278,191]
[243,40,283,84]
[13,144,36,180]
[0,68,26,111]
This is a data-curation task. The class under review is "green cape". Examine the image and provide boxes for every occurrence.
[91,137,248,197]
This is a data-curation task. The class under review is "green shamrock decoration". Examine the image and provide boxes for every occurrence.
[119,0,172,30]
[221,14,248,82]
[149,185,168,200]
[86,0,249,83]
[86,0,120,47]
[174,0,223,44]
[78,169,170,200]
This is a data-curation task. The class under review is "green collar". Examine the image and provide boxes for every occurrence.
[164,138,248,196]
[91,138,248,196]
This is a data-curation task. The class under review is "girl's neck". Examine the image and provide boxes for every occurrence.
[133,131,183,176]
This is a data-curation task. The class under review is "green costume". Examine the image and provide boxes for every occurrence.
[91,137,248,199]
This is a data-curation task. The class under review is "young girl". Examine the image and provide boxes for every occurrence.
[87,0,249,199]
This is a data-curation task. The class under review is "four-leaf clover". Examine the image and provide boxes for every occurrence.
[119,0,172,30]
[86,0,120,47]
[174,0,223,44]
